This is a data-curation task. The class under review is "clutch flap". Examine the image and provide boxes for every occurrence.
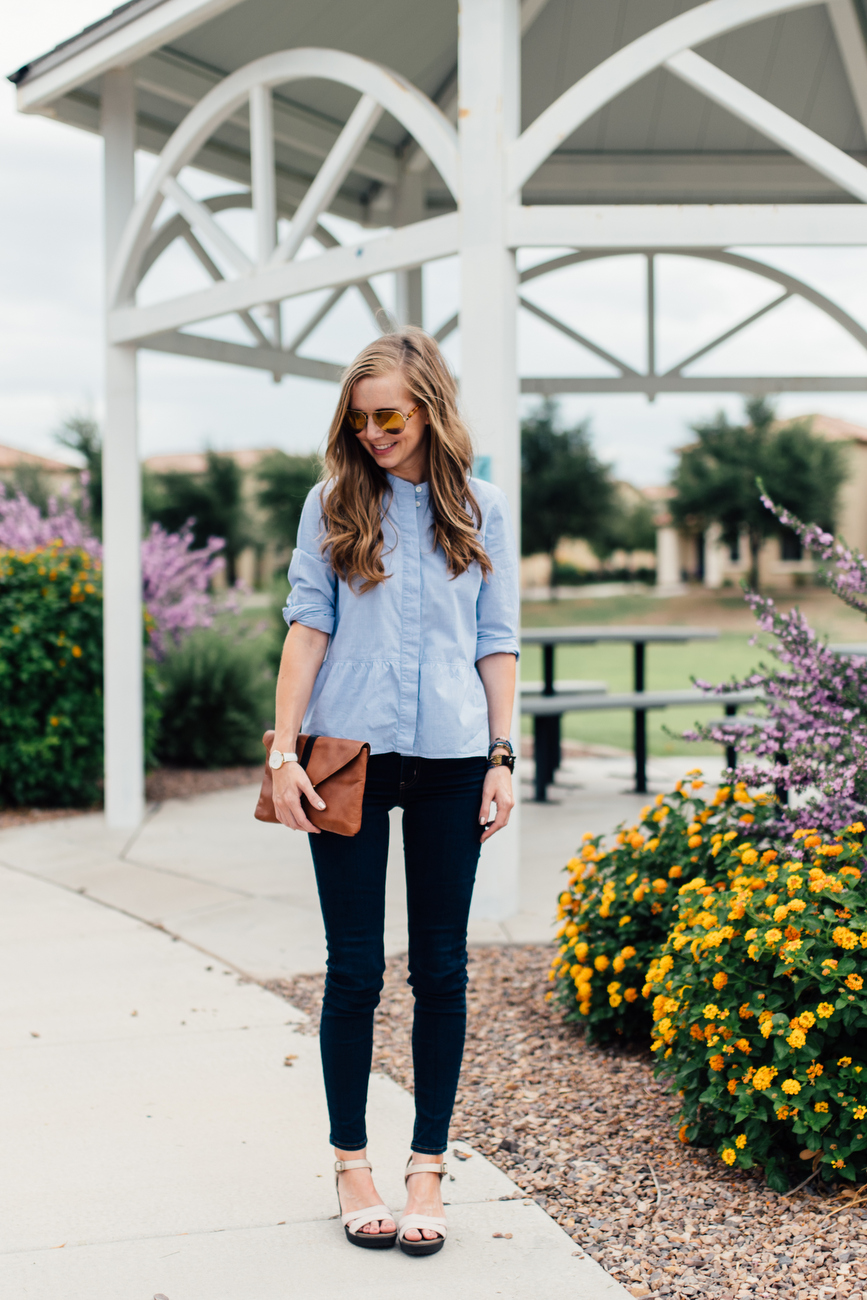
[299,733,369,787]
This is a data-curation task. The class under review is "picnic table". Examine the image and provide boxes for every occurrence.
[519,625,760,799]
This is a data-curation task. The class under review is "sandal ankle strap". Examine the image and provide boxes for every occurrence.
[335,1158,372,1173]
[405,1157,447,1180]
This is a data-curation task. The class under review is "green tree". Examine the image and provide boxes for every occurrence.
[55,414,102,532]
[591,492,657,563]
[671,397,846,589]
[255,451,321,550]
[145,452,251,584]
[521,400,616,568]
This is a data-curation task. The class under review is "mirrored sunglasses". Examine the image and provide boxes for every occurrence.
[345,404,421,433]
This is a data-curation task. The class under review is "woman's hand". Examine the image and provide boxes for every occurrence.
[478,764,514,844]
[272,762,326,833]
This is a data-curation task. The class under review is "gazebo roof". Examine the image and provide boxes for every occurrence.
[10,0,867,213]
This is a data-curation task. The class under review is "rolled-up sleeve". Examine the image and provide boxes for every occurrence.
[475,488,520,661]
[283,486,336,635]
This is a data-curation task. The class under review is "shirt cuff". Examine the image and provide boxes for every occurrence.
[475,636,520,660]
[283,604,335,636]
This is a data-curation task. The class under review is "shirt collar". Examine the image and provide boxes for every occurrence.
[387,473,429,496]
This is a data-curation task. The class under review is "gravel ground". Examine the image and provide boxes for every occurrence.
[270,944,867,1300]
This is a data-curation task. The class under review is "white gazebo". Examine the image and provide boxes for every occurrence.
[12,0,867,917]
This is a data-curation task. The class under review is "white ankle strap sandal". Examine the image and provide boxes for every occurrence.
[397,1157,448,1256]
[334,1159,396,1250]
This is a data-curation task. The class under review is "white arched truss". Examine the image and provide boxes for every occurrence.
[430,248,867,396]
[108,48,460,349]
[511,0,867,248]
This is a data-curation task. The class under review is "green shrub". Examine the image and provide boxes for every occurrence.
[548,773,776,1044]
[154,629,274,768]
[647,824,867,1190]
[0,544,104,806]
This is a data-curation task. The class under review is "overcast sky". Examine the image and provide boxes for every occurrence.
[5,2,867,486]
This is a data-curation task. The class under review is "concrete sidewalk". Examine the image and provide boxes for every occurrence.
[0,755,715,1298]
[0,861,629,1299]
[0,753,723,980]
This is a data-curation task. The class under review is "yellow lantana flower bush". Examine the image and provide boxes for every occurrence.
[647,824,867,1191]
[549,774,775,1045]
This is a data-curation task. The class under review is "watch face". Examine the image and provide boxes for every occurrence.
[268,751,282,770]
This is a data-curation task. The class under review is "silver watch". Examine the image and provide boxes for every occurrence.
[268,750,298,770]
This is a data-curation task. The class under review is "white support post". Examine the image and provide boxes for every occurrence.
[394,169,425,327]
[102,67,143,829]
[249,84,281,348]
[459,0,521,923]
[656,525,684,594]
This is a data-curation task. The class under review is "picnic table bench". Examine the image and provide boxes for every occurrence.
[519,625,760,800]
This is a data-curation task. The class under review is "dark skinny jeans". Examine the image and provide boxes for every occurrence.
[308,752,487,1155]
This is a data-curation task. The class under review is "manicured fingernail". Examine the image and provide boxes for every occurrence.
[317,801,326,809]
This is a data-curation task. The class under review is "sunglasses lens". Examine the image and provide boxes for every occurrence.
[373,409,405,431]
[345,410,367,430]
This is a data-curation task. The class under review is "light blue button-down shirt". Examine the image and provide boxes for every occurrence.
[284,474,519,758]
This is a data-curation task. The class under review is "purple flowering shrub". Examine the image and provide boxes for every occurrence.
[0,483,229,656]
[689,496,867,834]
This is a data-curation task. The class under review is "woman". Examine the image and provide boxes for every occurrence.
[270,329,518,1256]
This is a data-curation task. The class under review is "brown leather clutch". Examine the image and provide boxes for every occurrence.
[254,730,370,836]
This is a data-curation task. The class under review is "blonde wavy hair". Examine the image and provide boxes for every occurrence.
[320,329,492,592]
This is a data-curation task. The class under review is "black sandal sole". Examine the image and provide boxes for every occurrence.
[398,1235,445,1256]
[345,1226,397,1249]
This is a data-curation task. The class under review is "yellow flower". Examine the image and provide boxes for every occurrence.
[703,1003,720,1020]
[712,972,728,991]
[619,916,632,928]
[734,1134,747,1149]
[668,865,682,879]
[752,1067,777,1091]
[738,1004,754,1020]
[833,926,858,950]
[776,1105,790,1120]
[652,878,668,894]
[71,645,82,658]
[594,955,609,972]
[620,946,636,960]
[815,1101,829,1113]
[624,988,638,1003]
[787,1028,807,1049]
[817,1002,834,1020]
[709,1055,725,1071]
[735,1038,751,1053]
[773,905,790,923]
[781,1079,801,1096]
[744,928,758,941]
[688,834,702,849]
[612,955,625,974]
[854,1105,867,1120]
[798,1011,816,1029]
[579,1000,591,1016]
[838,1057,853,1067]
[741,848,759,865]
[765,928,783,945]
[721,1148,736,1165]
[609,994,623,1007]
